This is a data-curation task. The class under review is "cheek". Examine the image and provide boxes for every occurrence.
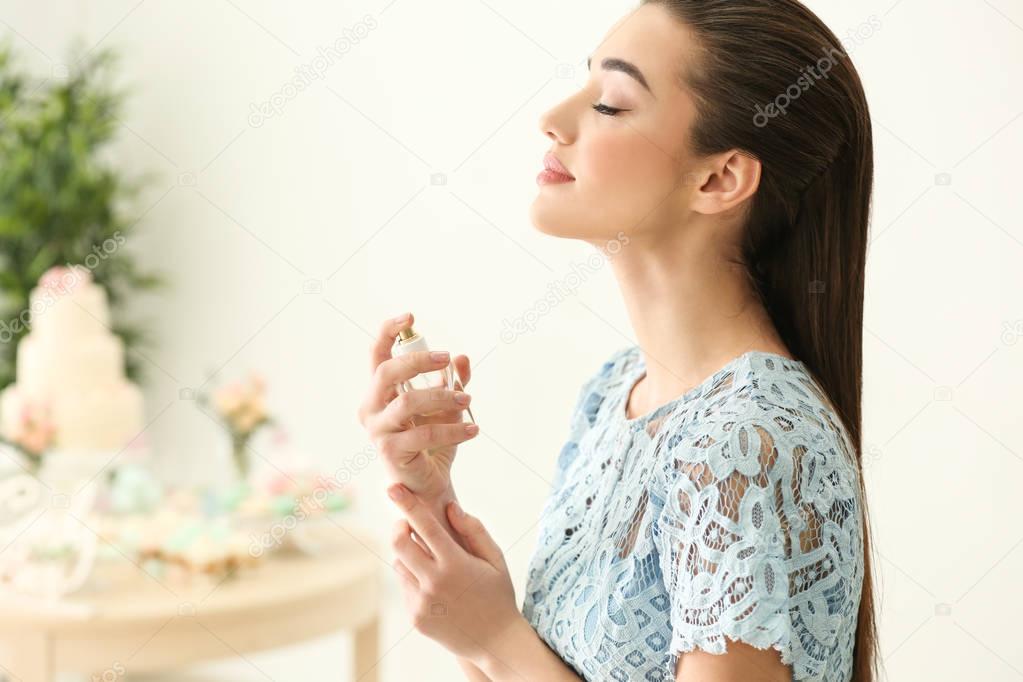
[529,125,686,240]
[578,129,683,228]
[584,130,663,181]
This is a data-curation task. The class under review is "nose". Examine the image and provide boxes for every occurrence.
[541,116,562,143]
[538,98,576,145]
[538,109,557,143]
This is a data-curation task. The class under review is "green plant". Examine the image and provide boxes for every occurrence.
[0,40,165,388]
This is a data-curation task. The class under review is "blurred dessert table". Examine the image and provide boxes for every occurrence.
[0,523,383,682]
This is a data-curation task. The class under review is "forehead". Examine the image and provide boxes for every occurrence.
[593,4,694,91]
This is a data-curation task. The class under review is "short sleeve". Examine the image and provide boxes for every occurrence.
[653,400,863,679]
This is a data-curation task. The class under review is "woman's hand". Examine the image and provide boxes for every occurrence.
[388,482,523,665]
[358,312,477,505]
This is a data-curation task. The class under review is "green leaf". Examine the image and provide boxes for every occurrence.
[0,41,161,390]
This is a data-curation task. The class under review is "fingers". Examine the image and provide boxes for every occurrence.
[452,354,471,389]
[387,484,457,561]
[360,313,416,425]
[392,556,419,588]
[391,517,432,579]
[379,421,479,458]
[366,315,448,415]
[370,312,415,375]
[446,502,505,568]
[361,313,473,434]
[378,387,472,431]
[364,349,451,416]
[380,349,452,387]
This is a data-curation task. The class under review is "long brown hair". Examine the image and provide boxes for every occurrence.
[642,0,879,679]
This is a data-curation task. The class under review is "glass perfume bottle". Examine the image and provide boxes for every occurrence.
[392,325,475,424]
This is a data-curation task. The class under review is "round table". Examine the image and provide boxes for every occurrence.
[0,523,383,681]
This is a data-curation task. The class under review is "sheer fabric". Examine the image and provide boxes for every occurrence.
[522,345,863,681]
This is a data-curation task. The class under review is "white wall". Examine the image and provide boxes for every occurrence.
[1,0,1021,680]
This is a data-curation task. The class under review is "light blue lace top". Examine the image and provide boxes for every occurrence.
[522,345,863,681]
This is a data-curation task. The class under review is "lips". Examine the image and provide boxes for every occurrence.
[543,152,574,179]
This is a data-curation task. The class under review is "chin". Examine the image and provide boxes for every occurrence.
[529,193,588,239]
[527,188,593,239]
[528,193,631,246]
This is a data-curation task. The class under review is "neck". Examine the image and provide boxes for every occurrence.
[603,223,790,417]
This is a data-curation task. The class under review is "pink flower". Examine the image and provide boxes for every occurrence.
[4,399,55,456]
[22,430,49,455]
[208,371,272,440]
[38,265,91,296]
[267,475,291,495]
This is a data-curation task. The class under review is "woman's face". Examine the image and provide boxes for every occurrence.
[530,4,702,245]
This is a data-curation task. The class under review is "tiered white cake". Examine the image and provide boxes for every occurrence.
[0,266,145,454]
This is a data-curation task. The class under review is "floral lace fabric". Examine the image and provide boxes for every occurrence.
[522,345,863,681]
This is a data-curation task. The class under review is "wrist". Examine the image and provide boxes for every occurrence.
[427,486,471,552]
[428,484,457,520]
[435,483,457,507]
[472,615,533,679]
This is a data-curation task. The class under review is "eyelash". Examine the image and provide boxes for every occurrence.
[591,102,627,117]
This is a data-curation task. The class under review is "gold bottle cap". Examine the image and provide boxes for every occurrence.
[397,326,417,342]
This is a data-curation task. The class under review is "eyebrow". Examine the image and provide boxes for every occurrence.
[587,55,654,96]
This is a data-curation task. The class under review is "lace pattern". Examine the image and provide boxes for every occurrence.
[522,345,863,681]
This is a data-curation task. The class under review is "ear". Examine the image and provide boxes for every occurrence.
[688,150,761,216]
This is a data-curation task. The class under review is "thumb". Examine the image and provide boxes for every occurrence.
[447,501,503,566]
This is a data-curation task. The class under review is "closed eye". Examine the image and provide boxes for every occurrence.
[591,102,628,117]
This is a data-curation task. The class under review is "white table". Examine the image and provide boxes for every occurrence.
[0,523,383,681]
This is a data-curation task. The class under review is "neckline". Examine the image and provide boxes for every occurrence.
[618,347,800,428]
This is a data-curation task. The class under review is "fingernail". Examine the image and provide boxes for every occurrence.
[454,392,471,405]
[393,312,410,323]
[431,351,450,362]
[387,485,406,502]
[465,423,479,436]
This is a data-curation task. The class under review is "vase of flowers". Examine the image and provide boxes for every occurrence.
[196,372,272,480]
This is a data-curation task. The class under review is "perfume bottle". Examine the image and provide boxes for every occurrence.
[392,325,476,424]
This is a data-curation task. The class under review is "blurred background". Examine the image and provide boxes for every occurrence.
[0,0,1020,680]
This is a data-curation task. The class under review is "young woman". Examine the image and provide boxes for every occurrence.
[358,1,878,680]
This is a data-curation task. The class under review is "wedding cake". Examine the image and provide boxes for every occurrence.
[0,265,145,454]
